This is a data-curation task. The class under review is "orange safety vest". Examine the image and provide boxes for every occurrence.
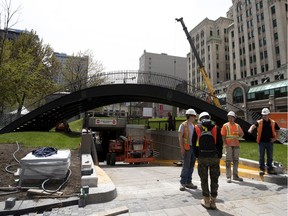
[195,125,217,146]
[223,122,242,146]
[256,119,276,144]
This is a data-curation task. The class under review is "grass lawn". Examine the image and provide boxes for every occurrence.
[240,141,287,168]
[0,117,286,169]
[0,119,83,149]
[0,131,81,149]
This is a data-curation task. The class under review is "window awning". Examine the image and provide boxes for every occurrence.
[248,80,288,93]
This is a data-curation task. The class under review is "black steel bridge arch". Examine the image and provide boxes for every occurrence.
[0,71,256,141]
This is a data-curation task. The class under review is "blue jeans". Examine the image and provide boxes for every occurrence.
[258,141,273,171]
[180,147,196,184]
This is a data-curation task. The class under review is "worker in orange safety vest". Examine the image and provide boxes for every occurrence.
[221,111,244,183]
[248,108,280,176]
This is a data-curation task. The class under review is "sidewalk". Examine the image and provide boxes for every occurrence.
[0,159,287,216]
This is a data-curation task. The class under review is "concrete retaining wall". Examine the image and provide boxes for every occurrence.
[145,129,181,160]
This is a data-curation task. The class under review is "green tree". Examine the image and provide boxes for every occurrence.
[6,31,58,116]
[0,0,21,113]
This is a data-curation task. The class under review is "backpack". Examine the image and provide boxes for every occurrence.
[198,120,217,157]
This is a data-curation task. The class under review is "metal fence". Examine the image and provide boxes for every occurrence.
[0,70,259,129]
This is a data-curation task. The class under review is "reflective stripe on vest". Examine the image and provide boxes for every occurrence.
[195,125,217,146]
[224,123,241,146]
[256,119,276,143]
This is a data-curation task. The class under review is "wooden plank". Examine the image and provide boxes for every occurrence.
[92,206,129,216]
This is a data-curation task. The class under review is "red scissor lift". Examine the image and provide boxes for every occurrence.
[106,136,154,165]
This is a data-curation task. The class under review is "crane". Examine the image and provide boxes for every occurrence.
[176,17,221,108]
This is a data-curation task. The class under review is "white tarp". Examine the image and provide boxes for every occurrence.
[19,149,71,180]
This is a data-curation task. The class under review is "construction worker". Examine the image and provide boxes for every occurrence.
[192,112,223,210]
[248,108,280,175]
[178,108,198,191]
[221,111,244,183]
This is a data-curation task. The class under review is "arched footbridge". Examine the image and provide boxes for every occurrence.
[0,71,257,141]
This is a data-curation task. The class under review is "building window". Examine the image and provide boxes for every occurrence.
[210,31,213,36]
[264,50,268,58]
[271,5,275,14]
[260,52,264,60]
[262,77,270,83]
[275,46,280,55]
[233,87,244,103]
[273,19,277,27]
[275,73,284,80]
[274,32,278,41]
[251,80,258,86]
[277,60,281,68]
[260,1,263,8]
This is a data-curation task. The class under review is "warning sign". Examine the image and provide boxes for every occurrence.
[95,119,117,125]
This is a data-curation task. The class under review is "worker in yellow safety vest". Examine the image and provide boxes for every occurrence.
[248,108,280,175]
[221,111,244,183]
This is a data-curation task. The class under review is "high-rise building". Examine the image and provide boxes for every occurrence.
[187,17,233,92]
[188,0,287,93]
[138,50,187,117]
[139,50,187,80]
[54,52,89,86]
[187,0,287,114]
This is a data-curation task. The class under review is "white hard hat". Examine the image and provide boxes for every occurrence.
[199,112,210,120]
[185,108,197,116]
[261,108,270,115]
[227,111,236,118]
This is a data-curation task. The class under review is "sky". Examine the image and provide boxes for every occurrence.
[6,0,232,72]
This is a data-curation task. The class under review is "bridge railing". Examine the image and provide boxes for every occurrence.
[0,71,258,129]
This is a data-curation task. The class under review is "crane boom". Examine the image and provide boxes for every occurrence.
[176,17,221,108]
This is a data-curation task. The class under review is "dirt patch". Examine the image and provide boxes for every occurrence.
[0,144,81,202]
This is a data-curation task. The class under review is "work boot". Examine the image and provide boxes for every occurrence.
[259,170,265,176]
[179,184,186,191]
[185,182,197,189]
[200,196,210,209]
[210,196,217,210]
[267,169,277,175]
[233,175,243,181]
[227,177,232,183]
